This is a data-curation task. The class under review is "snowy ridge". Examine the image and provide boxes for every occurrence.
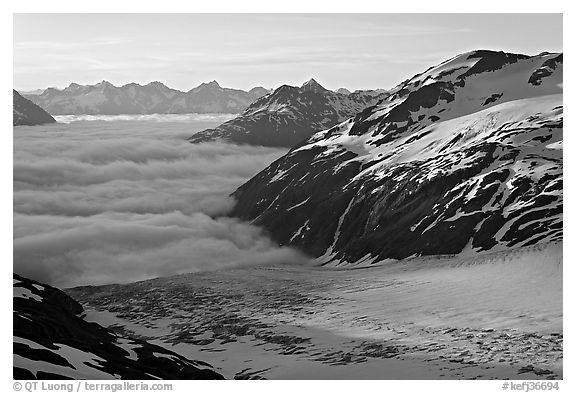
[231,50,563,266]
[188,79,387,147]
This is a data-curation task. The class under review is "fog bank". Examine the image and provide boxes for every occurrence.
[14,119,303,287]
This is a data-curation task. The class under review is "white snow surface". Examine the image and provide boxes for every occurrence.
[81,242,562,380]
[13,286,43,302]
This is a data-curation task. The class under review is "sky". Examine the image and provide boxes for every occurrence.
[14,13,562,92]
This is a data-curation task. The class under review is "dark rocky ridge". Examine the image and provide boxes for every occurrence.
[529,54,563,86]
[13,90,56,126]
[231,50,563,266]
[188,79,387,147]
[13,274,224,380]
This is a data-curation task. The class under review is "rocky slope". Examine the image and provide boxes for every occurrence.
[231,50,563,266]
[13,90,56,126]
[13,274,224,379]
[188,79,387,147]
[23,80,268,115]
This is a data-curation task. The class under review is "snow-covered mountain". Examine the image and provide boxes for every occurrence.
[231,50,562,266]
[188,79,387,147]
[13,90,56,126]
[18,88,45,95]
[13,274,224,379]
[23,81,268,115]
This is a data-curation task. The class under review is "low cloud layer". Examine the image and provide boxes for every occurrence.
[54,113,238,124]
[14,120,303,287]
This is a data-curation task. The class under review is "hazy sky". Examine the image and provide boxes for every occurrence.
[14,14,562,91]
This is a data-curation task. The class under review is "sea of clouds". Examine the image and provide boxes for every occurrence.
[14,117,307,288]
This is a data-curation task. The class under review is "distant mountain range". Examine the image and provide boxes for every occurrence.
[21,81,270,115]
[13,90,56,126]
[188,78,388,147]
[231,50,563,266]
